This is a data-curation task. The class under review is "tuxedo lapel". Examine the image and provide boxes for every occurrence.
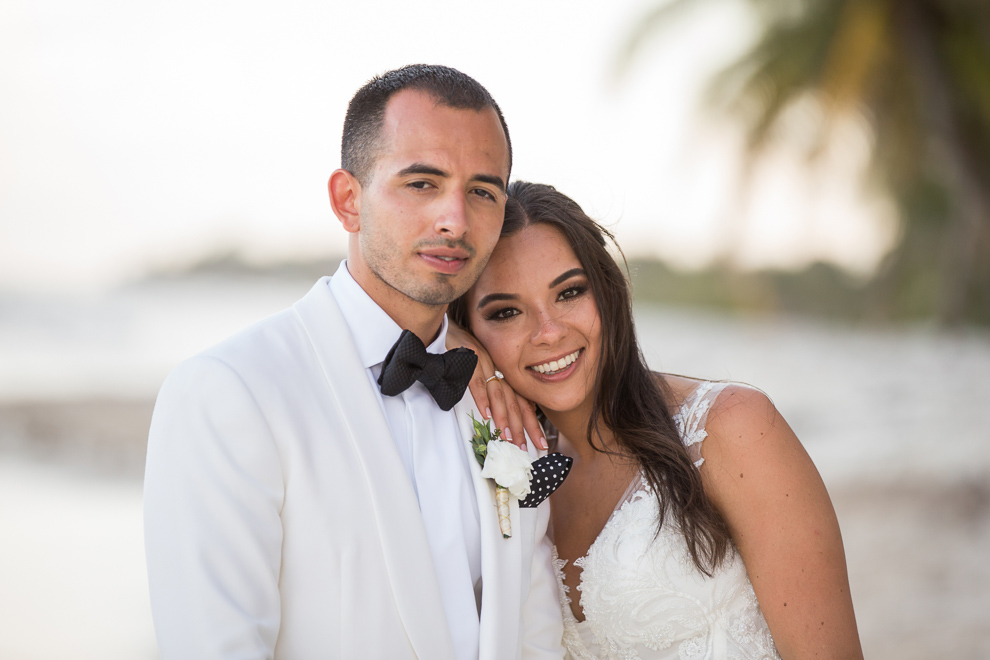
[453,398,523,660]
[293,278,456,660]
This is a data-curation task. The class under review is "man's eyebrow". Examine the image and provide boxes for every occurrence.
[472,174,506,193]
[396,163,448,178]
[476,292,517,309]
[549,268,586,289]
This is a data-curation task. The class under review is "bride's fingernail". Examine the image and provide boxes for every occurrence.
[504,428,513,442]
[485,407,492,419]
[539,436,548,450]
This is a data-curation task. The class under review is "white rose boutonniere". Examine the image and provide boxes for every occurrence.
[481,440,535,499]
[470,413,535,538]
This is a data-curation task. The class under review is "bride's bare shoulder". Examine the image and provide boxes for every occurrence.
[707,384,781,442]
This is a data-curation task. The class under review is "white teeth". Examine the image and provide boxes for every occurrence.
[532,350,581,375]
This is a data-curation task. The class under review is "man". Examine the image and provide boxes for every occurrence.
[144,65,565,659]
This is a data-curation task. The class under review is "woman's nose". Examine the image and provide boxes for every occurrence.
[531,310,565,344]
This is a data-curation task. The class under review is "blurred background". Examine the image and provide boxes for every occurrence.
[1,0,988,657]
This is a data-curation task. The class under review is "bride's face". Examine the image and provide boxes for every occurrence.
[465,223,602,416]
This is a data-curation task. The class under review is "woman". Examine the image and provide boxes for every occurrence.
[449,182,863,659]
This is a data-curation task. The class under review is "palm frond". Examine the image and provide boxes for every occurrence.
[613,0,715,79]
[620,0,990,323]
[704,1,843,149]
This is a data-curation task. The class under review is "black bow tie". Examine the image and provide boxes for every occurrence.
[378,329,478,411]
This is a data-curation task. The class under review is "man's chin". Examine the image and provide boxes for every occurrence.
[415,273,479,306]
[407,283,461,307]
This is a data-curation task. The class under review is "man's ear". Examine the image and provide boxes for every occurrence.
[328,169,362,233]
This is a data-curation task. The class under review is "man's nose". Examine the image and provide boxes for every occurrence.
[434,192,468,238]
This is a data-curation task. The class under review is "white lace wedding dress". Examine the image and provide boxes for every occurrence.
[553,381,781,660]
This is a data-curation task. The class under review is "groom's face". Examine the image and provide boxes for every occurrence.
[349,89,510,308]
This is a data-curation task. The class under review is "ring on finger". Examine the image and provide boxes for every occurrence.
[484,370,505,385]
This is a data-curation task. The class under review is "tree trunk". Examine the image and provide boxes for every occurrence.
[896,0,990,325]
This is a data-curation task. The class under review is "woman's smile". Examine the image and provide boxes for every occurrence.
[528,348,583,378]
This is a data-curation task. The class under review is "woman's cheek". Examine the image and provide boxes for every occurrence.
[487,334,524,380]
[488,335,518,370]
[475,328,507,366]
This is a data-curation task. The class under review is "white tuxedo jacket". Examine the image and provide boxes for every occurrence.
[144,277,564,659]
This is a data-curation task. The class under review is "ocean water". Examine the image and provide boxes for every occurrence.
[633,306,990,486]
[0,277,315,401]
[4,275,988,483]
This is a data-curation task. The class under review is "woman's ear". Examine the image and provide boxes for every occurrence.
[328,169,362,233]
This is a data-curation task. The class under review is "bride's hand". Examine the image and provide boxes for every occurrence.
[446,320,547,451]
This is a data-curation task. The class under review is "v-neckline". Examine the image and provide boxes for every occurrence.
[560,469,648,623]
[584,470,646,558]
[554,381,713,625]
[556,380,711,624]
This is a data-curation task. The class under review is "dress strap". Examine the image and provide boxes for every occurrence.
[673,381,733,467]
[610,470,649,517]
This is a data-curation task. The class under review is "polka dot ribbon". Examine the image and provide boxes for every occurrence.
[519,453,573,508]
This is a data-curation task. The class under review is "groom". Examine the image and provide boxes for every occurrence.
[144,65,565,659]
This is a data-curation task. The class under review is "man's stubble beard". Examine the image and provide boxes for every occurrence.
[360,230,490,307]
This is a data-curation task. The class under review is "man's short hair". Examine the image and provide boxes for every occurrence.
[341,64,512,184]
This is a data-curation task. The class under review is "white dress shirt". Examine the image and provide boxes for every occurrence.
[329,261,482,660]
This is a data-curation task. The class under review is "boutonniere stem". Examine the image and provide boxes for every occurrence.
[470,413,535,539]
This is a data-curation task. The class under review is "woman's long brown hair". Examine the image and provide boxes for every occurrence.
[450,181,730,575]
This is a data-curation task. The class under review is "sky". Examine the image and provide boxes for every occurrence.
[0,0,897,292]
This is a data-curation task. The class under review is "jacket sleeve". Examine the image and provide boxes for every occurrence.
[519,499,566,659]
[144,355,285,659]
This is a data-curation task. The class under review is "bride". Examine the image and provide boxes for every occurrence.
[450,182,863,659]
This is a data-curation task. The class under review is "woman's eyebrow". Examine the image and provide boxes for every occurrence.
[476,292,517,309]
[549,268,586,289]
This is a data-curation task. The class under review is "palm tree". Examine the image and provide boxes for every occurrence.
[620,0,990,324]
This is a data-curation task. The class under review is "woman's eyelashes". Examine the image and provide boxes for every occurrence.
[483,306,519,322]
[480,282,590,323]
[557,283,588,301]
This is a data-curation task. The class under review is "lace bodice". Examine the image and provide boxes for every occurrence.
[554,381,781,660]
